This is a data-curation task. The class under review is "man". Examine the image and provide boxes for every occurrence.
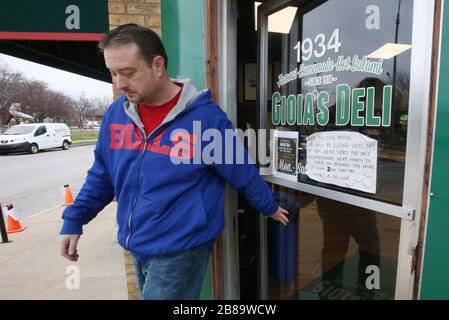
[59,24,288,300]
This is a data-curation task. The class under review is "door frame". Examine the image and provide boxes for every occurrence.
[207,0,241,299]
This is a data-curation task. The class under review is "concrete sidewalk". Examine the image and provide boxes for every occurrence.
[0,202,127,300]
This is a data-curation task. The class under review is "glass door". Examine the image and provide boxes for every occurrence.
[256,0,433,299]
[266,187,400,300]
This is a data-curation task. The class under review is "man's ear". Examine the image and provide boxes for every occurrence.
[152,56,165,76]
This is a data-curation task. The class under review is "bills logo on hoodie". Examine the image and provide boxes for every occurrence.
[109,123,196,160]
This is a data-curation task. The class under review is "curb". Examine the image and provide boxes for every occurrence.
[22,205,62,221]
[71,140,97,147]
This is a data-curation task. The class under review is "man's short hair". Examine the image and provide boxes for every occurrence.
[98,23,168,68]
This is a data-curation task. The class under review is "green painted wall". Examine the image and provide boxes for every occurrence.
[161,0,205,90]
[420,1,449,300]
[161,0,211,300]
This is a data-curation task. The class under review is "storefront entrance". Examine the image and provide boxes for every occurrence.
[232,0,434,300]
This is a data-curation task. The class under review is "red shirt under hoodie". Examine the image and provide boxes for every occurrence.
[138,83,183,137]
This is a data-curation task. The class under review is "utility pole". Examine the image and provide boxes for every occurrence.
[0,204,10,244]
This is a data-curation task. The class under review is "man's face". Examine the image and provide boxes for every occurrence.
[104,43,163,104]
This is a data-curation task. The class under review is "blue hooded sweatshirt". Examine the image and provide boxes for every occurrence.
[60,79,278,261]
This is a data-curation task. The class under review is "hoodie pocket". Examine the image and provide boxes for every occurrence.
[169,189,208,234]
[139,188,208,240]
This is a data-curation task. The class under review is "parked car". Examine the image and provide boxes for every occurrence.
[83,120,101,129]
[0,123,72,155]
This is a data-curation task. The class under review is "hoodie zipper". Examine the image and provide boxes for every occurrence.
[125,128,148,249]
[124,122,171,249]
[123,90,204,249]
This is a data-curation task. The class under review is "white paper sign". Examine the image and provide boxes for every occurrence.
[306,131,377,193]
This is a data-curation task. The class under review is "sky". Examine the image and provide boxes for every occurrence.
[0,53,112,100]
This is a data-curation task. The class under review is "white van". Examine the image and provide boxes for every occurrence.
[0,123,72,155]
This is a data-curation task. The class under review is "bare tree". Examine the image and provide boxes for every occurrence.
[91,95,112,114]
[0,62,106,128]
[9,80,74,123]
[73,92,94,129]
[0,64,26,125]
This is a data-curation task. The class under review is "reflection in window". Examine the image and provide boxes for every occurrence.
[266,186,400,300]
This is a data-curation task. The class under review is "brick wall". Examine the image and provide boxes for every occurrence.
[124,249,141,300]
[106,0,161,299]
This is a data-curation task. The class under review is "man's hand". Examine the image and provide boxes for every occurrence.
[270,206,290,226]
[59,234,81,262]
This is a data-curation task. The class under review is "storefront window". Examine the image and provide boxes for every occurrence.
[266,0,414,205]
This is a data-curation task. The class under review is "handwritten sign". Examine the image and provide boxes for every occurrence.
[305,131,377,193]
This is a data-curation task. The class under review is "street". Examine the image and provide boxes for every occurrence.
[0,145,95,219]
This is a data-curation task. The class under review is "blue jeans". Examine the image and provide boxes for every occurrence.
[132,245,212,300]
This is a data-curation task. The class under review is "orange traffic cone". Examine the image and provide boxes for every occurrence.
[5,203,26,234]
[62,185,74,206]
